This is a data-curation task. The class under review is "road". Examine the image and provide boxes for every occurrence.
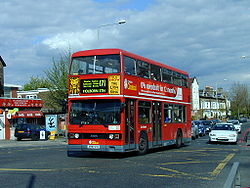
[0,123,249,188]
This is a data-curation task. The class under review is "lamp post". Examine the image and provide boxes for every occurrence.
[97,19,126,40]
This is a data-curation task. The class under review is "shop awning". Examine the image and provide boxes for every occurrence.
[11,111,44,118]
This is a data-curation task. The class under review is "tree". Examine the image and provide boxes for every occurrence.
[230,82,249,118]
[43,51,70,112]
[23,76,49,91]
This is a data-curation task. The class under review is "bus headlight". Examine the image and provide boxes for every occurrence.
[109,134,121,140]
[68,133,80,139]
[109,134,114,139]
[74,133,80,139]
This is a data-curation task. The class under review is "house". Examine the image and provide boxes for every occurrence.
[190,77,200,119]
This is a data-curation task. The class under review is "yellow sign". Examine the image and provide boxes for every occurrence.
[69,77,80,94]
[49,131,56,140]
[108,75,120,95]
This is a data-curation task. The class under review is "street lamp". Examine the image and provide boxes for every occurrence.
[241,55,250,61]
[97,19,126,40]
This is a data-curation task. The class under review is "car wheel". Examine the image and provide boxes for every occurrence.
[32,134,39,141]
[17,137,22,141]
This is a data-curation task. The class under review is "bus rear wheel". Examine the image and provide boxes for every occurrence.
[137,134,148,155]
[175,130,183,148]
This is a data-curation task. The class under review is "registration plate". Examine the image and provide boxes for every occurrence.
[18,131,25,133]
[87,145,100,149]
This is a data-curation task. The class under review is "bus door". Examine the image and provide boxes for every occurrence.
[152,102,162,146]
[125,99,136,150]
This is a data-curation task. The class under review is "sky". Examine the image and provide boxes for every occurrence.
[1,0,250,91]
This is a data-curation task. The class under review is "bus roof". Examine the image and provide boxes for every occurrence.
[72,49,189,76]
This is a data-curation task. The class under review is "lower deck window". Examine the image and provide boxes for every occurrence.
[139,101,151,124]
[70,99,121,125]
[164,104,186,123]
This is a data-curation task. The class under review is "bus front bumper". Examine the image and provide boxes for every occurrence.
[68,144,126,153]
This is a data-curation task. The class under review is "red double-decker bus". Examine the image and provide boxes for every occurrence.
[67,49,191,155]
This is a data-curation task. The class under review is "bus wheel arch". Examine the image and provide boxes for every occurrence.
[175,129,183,148]
[137,131,148,155]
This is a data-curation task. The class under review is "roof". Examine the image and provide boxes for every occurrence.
[4,84,22,88]
[0,56,6,67]
[72,49,189,76]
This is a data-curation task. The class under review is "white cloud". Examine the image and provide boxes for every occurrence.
[1,0,250,90]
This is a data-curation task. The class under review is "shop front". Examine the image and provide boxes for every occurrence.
[0,98,44,140]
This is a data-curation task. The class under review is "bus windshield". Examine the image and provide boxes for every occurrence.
[70,100,121,125]
[70,54,120,75]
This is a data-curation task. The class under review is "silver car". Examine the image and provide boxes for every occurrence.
[191,122,199,139]
[227,120,242,134]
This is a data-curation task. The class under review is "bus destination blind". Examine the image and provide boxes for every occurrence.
[81,79,108,94]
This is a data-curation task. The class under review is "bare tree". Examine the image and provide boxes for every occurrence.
[43,50,70,112]
[230,82,249,118]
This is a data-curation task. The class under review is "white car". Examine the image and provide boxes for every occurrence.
[209,123,238,144]
[227,120,242,134]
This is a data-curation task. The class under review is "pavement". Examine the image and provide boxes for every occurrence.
[0,137,67,148]
[232,124,250,188]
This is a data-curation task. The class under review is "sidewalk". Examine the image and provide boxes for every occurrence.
[0,137,67,148]
[233,123,250,188]
[236,142,250,188]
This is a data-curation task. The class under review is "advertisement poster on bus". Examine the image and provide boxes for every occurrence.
[124,77,183,101]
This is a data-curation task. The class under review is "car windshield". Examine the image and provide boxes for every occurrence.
[70,55,120,75]
[212,124,235,131]
[227,120,239,124]
[202,121,212,125]
[16,124,44,130]
[193,121,203,125]
[70,99,121,125]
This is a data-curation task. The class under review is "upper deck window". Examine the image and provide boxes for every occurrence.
[70,54,120,75]
[162,68,173,84]
[150,64,161,81]
[124,56,136,76]
[137,60,150,79]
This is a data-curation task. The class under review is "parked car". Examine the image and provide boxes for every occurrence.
[239,117,248,123]
[191,122,199,139]
[200,120,213,134]
[209,123,238,144]
[14,123,50,141]
[211,119,221,125]
[227,120,242,134]
[192,121,206,136]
